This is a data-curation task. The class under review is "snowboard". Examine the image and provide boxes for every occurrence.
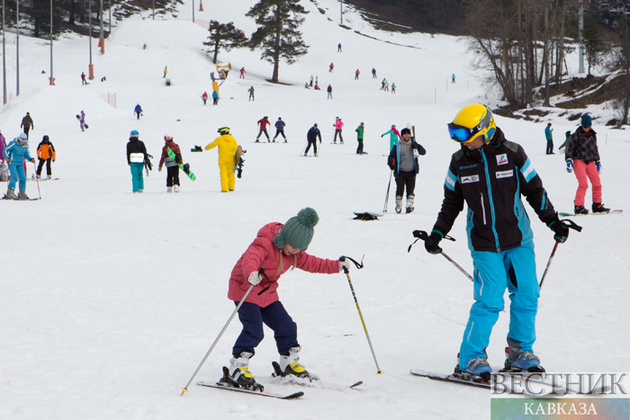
[167,147,195,181]
[235,146,246,178]
[353,212,382,221]
[559,209,622,217]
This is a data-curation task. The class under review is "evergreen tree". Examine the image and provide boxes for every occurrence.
[26,0,65,38]
[204,21,247,64]
[582,27,605,76]
[246,0,309,83]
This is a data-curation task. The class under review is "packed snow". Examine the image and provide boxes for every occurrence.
[1,0,629,419]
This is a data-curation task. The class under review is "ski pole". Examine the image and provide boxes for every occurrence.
[339,256,383,374]
[382,170,393,213]
[408,230,473,282]
[180,268,269,395]
[539,219,582,289]
[33,162,41,199]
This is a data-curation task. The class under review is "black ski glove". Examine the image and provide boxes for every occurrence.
[424,231,443,254]
[546,214,569,243]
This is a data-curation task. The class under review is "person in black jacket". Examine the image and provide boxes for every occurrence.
[304,124,322,157]
[387,127,426,213]
[423,104,569,380]
[126,130,149,193]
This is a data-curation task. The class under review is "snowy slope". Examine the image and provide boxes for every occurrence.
[1,1,629,419]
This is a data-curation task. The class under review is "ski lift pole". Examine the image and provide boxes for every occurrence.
[180,269,270,395]
[339,256,382,374]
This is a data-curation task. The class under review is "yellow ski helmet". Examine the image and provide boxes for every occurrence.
[218,126,230,135]
[447,103,496,144]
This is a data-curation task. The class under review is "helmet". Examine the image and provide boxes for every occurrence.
[164,135,173,141]
[130,130,139,136]
[218,126,230,134]
[448,103,496,144]
[43,135,50,141]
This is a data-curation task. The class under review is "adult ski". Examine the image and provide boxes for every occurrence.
[559,209,622,217]
[196,381,304,399]
[167,147,195,181]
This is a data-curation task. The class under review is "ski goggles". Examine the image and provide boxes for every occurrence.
[447,123,477,143]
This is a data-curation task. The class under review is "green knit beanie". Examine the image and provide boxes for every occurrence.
[273,208,319,251]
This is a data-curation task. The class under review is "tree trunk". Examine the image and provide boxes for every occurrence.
[213,39,219,64]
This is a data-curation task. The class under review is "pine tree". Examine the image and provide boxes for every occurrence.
[246,0,309,83]
[204,21,247,64]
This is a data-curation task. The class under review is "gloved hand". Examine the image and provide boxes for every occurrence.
[30,159,35,163]
[546,214,569,243]
[339,257,351,272]
[247,271,262,286]
[158,167,162,172]
[566,159,573,173]
[6,158,11,164]
[424,231,443,254]
[596,161,602,174]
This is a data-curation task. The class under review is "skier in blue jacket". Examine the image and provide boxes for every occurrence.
[3,133,35,199]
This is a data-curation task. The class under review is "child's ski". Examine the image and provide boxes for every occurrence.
[196,381,304,399]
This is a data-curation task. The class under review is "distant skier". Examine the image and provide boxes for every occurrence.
[158,135,182,193]
[248,86,255,101]
[327,84,333,100]
[337,43,342,52]
[79,111,87,132]
[255,116,271,143]
[273,117,287,143]
[309,75,314,87]
[384,81,390,92]
[205,126,238,192]
[329,63,334,72]
[333,117,344,144]
[36,135,56,179]
[304,124,321,157]
[372,68,377,78]
[381,125,400,151]
[380,78,386,90]
[387,127,426,213]
[134,104,143,120]
[212,90,219,105]
[544,123,554,155]
[391,83,396,94]
[81,72,87,85]
[220,207,349,390]
[163,66,168,78]
[21,112,34,137]
[355,69,360,80]
[3,133,35,200]
[126,130,148,193]
[452,73,456,83]
[240,67,246,79]
[355,122,365,155]
[201,91,208,106]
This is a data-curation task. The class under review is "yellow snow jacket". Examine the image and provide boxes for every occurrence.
[205,134,238,165]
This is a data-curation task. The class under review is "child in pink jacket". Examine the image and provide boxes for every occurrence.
[222,207,349,390]
[333,117,344,144]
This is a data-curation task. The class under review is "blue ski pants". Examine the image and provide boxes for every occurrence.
[8,163,27,190]
[232,301,298,357]
[459,241,539,369]
[130,162,144,192]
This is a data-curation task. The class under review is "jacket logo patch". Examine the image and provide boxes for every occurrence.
[496,154,508,165]
[496,170,513,179]
[460,175,480,184]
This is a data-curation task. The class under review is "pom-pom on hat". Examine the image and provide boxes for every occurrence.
[581,114,592,128]
[273,208,319,251]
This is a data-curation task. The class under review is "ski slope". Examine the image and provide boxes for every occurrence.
[1,1,629,419]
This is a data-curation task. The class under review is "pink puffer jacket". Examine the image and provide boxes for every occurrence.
[228,223,340,307]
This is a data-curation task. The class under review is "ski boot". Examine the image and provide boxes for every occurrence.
[574,205,589,215]
[174,185,180,193]
[166,187,172,193]
[592,202,610,214]
[406,194,415,213]
[454,355,492,383]
[502,347,545,373]
[395,196,403,214]
[271,346,313,380]
[218,352,263,391]
[3,188,17,200]
[17,190,29,200]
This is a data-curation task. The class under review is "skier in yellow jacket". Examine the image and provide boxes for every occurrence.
[205,126,239,192]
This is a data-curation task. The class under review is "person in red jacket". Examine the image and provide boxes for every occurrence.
[158,135,182,192]
[221,208,350,390]
[255,116,270,143]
